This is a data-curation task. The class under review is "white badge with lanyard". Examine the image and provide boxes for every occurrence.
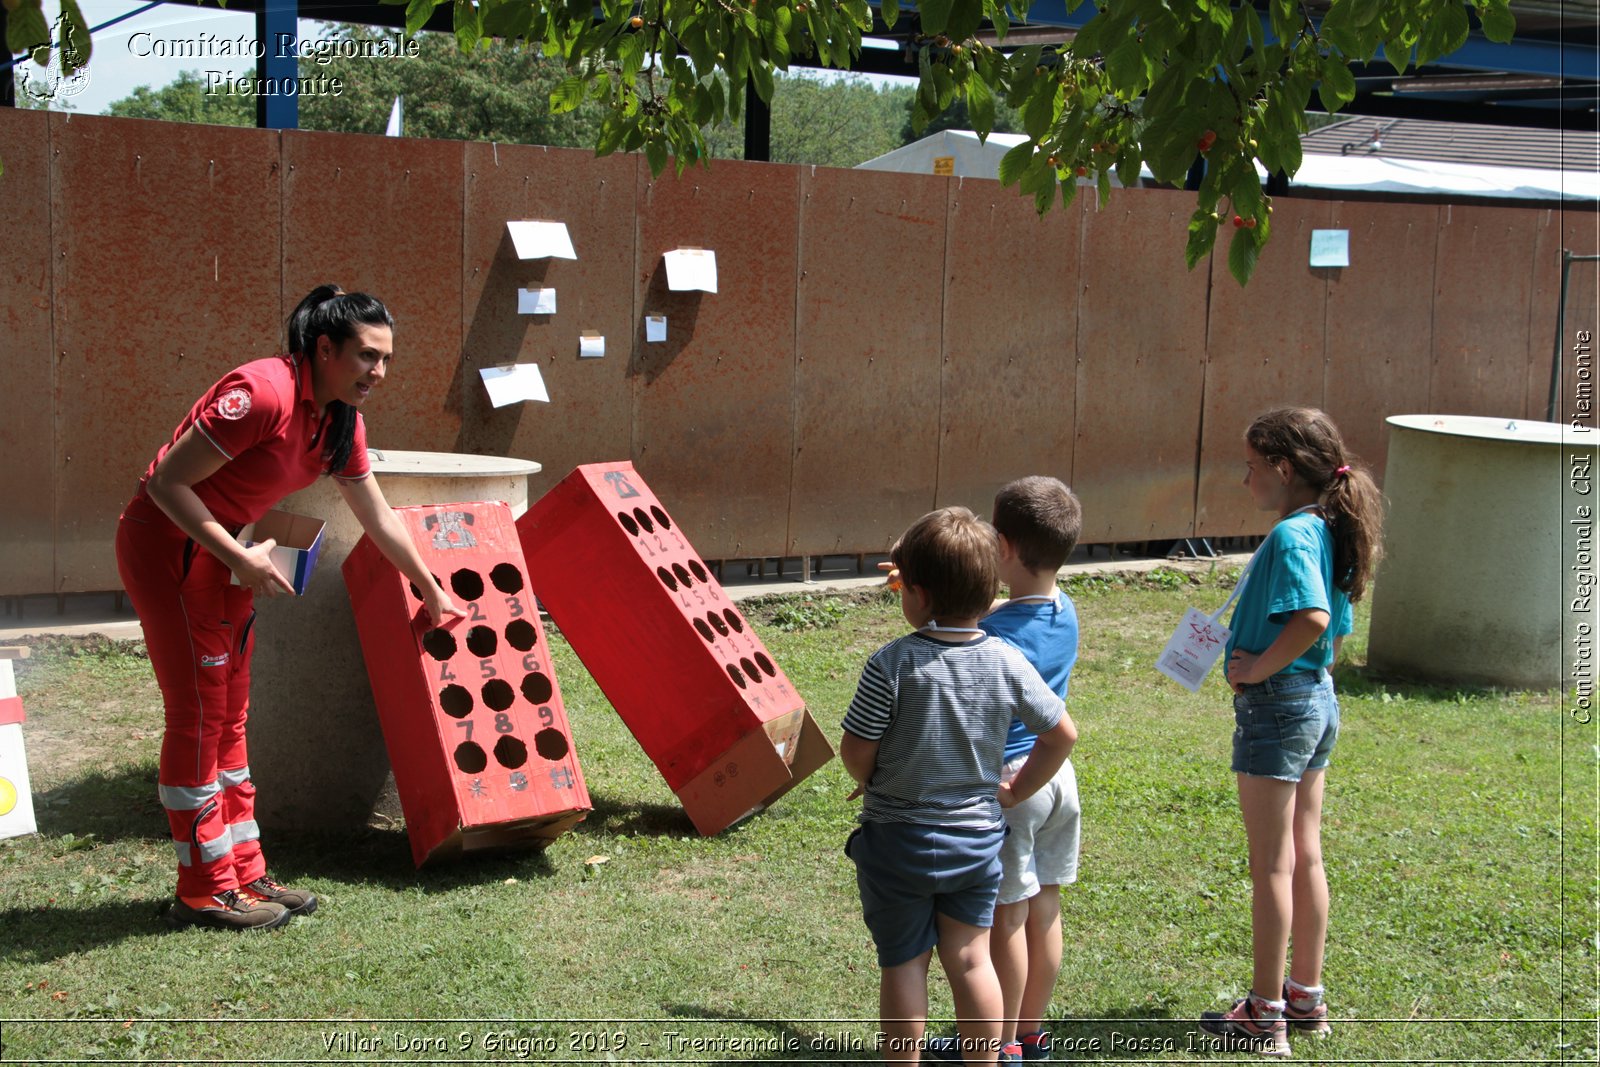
[1154,506,1316,691]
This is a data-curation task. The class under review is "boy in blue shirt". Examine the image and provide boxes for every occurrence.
[841,506,1078,1065]
[972,477,1085,1063]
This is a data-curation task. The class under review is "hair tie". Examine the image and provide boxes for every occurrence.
[1335,465,1351,477]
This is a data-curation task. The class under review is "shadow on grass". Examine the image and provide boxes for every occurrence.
[575,789,698,838]
[0,899,172,964]
[32,765,164,844]
[267,828,560,892]
[1334,664,1533,703]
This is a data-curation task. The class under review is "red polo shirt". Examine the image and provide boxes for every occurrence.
[139,355,370,529]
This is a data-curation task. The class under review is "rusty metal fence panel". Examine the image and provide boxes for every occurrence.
[1528,208,1600,422]
[51,115,284,592]
[936,181,1082,518]
[0,110,57,596]
[789,166,950,556]
[281,130,465,455]
[1430,204,1541,419]
[1321,201,1440,482]
[1073,188,1210,544]
[1197,200,1334,537]
[632,158,803,560]
[457,143,638,504]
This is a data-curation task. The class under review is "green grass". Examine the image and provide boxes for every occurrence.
[0,573,1594,1063]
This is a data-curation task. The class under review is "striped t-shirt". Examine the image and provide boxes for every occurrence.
[841,632,1065,830]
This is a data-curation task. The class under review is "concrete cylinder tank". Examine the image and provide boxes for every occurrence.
[1368,415,1589,689]
[246,450,540,832]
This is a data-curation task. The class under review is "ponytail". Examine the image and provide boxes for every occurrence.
[284,284,393,476]
[1246,407,1385,602]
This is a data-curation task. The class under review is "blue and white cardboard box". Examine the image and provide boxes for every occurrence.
[234,510,327,595]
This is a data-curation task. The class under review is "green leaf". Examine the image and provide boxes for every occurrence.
[947,0,985,44]
[966,71,996,139]
[1105,36,1149,93]
[404,0,436,39]
[1383,34,1411,75]
[1185,209,1219,270]
[1022,79,1056,140]
[880,0,900,29]
[482,0,532,37]
[57,0,91,73]
[6,2,50,57]
[1417,3,1470,67]
[1227,226,1261,286]
[918,0,954,37]
[645,136,668,176]
[453,0,483,51]
[617,30,645,78]
[549,75,586,113]
[1317,58,1357,112]
[998,140,1036,187]
[750,58,774,103]
[1477,1,1516,44]
[1095,165,1112,208]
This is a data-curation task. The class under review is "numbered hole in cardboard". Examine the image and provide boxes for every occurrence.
[688,560,709,584]
[421,628,458,661]
[465,625,498,658]
[521,671,553,705]
[726,663,747,689]
[740,657,760,682]
[755,652,777,678]
[409,573,444,601]
[693,618,715,643]
[439,684,474,719]
[708,612,729,637]
[656,565,678,591]
[535,728,570,762]
[672,562,693,587]
[494,734,529,770]
[490,562,524,595]
[632,506,655,534]
[723,608,744,633]
[505,619,537,652]
[453,741,488,775]
[450,568,485,602]
[482,679,515,712]
[617,511,640,536]
[650,505,672,530]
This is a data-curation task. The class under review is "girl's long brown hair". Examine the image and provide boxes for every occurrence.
[1247,407,1384,602]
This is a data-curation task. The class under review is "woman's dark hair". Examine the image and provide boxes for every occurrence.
[1246,407,1384,602]
[285,285,394,476]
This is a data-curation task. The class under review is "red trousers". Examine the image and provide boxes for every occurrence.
[116,494,267,897]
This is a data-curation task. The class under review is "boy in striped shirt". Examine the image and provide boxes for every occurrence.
[841,507,1079,1064]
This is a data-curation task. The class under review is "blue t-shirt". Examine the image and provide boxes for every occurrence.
[1225,510,1353,675]
[980,591,1079,761]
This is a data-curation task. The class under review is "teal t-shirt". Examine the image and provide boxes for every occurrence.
[1225,510,1353,675]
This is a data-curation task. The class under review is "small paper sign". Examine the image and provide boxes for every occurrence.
[1155,607,1231,692]
[506,220,577,260]
[664,248,718,293]
[578,333,605,358]
[645,315,667,343]
[479,363,550,407]
[518,287,557,315]
[1310,229,1350,268]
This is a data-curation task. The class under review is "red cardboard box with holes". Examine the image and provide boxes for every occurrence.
[517,462,833,835]
[343,500,590,866]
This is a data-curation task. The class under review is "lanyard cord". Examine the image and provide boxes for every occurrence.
[921,622,987,636]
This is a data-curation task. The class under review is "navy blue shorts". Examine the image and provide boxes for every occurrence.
[845,820,1005,968]
[1232,669,1339,782]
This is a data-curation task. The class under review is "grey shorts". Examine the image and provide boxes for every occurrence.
[997,754,1080,905]
[1231,669,1339,782]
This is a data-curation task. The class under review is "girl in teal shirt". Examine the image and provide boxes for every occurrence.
[1199,408,1383,1056]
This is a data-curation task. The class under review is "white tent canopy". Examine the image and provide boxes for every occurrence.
[857,128,1596,202]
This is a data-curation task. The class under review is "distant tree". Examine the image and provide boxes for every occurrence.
[105,70,252,127]
[704,71,916,167]
[900,93,1023,144]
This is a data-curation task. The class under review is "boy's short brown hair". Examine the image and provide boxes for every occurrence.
[992,476,1082,573]
[890,507,999,621]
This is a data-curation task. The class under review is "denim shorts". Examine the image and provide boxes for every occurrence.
[845,820,1004,968]
[1231,669,1339,782]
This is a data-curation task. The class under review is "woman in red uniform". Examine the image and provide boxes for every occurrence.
[117,285,463,931]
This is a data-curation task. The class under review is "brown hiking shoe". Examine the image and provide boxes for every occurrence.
[241,876,318,916]
[169,889,291,931]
